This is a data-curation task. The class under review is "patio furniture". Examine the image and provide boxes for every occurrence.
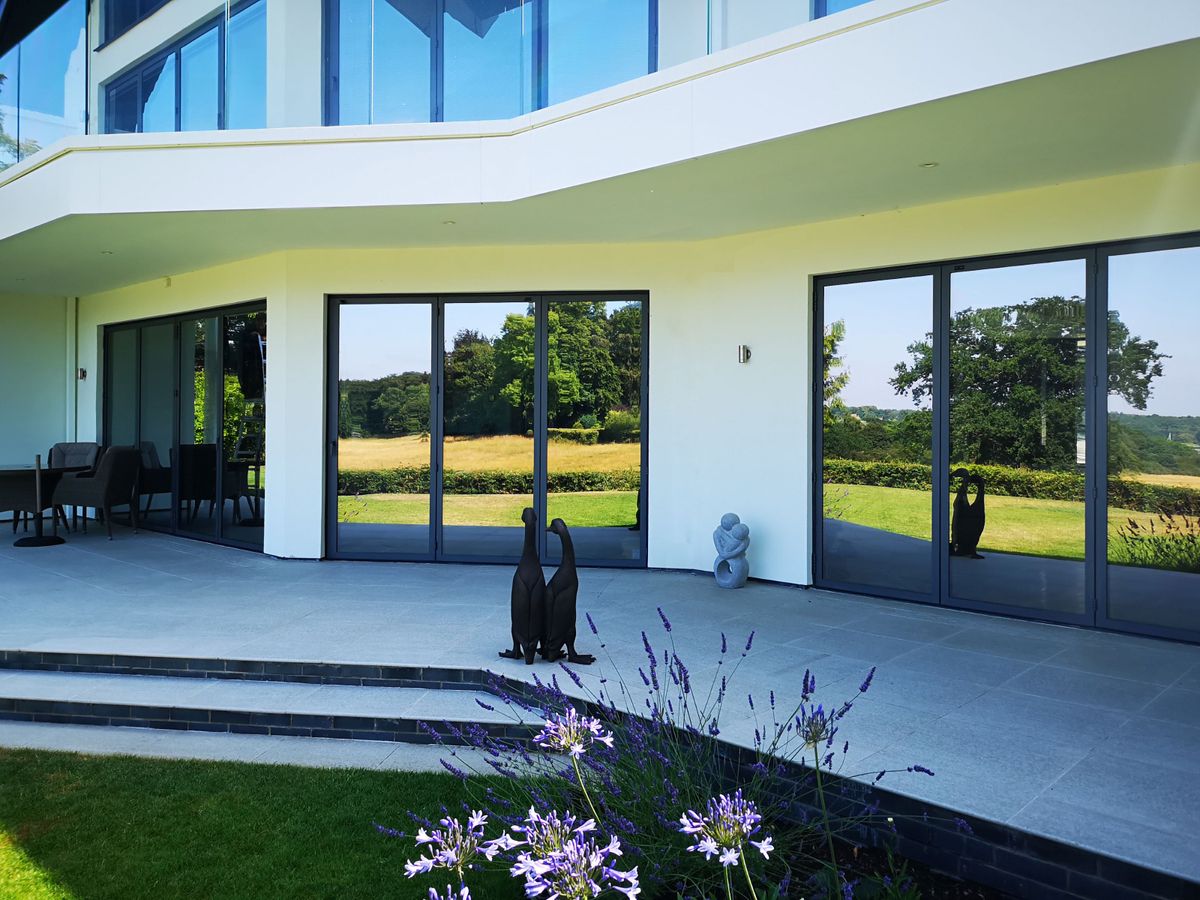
[52,446,141,540]
[137,442,173,517]
[1,457,82,546]
[49,441,101,531]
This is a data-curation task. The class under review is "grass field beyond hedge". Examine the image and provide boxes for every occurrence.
[339,435,640,472]
[340,490,637,527]
[827,483,1181,560]
[0,749,519,900]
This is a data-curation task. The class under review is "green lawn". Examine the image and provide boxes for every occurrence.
[340,491,637,528]
[825,482,1174,560]
[0,749,520,900]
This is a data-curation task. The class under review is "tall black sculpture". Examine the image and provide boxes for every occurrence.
[950,468,986,558]
[542,518,596,665]
[500,507,546,665]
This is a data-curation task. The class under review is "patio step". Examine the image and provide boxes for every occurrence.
[0,669,539,746]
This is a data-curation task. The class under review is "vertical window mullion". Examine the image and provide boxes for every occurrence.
[433,0,445,122]
[217,17,227,129]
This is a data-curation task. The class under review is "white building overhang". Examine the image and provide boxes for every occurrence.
[0,0,1198,295]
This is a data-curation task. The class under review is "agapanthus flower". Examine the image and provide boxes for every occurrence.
[533,707,614,759]
[512,828,640,899]
[403,811,516,881]
[428,886,471,900]
[678,789,773,869]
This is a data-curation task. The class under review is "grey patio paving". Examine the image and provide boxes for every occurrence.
[1,528,1198,883]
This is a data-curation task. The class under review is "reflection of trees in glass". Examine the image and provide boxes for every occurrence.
[0,72,42,169]
[822,320,849,426]
[892,296,1165,471]
[339,303,642,439]
[193,371,247,450]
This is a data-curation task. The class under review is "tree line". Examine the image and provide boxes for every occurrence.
[339,302,642,439]
[824,296,1197,475]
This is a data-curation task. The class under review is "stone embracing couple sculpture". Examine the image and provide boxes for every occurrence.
[713,512,750,589]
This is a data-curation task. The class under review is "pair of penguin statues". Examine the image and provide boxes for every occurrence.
[500,508,596,667]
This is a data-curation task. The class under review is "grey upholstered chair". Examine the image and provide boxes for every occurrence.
[52,446,141,539]
[49,441,101,530]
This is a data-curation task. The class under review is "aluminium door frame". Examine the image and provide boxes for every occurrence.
[326,291,650,568]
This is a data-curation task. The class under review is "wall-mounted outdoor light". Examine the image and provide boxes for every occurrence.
[737,345,752,364]
[77,368,87,380]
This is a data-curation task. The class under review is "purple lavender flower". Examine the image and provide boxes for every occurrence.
[677,789,774,869]
[586,612,598,635]
[402,810,515,883]
[860,666,876,693]
[506,808,640,899]
[657,606,672,633]
[533,708,614,759]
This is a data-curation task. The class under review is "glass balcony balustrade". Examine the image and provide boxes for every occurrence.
[0,0,86,170]
[326,0,876,125]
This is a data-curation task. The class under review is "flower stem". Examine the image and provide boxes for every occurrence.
[813,744,838,871]
[740,853,760,900]
[724,864,734,900]
[571,756,601,825]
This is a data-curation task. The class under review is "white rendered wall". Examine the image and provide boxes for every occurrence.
[0,295,73,462]
[73,162,1200,578]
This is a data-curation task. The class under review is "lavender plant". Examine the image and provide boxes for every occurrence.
[408,609,947,898]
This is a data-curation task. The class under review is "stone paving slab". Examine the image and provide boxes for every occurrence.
[1,528,1198,882]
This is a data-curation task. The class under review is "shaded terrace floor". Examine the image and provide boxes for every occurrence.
[1,528,1198,884]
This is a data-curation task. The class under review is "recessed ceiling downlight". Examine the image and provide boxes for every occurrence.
[918,162,939,169]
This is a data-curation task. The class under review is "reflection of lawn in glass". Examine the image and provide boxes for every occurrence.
[825,483,1182,561]
[339,491,637,527]
[338,435,640,472]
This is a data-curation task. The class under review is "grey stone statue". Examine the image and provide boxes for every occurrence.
[713,512,750,589]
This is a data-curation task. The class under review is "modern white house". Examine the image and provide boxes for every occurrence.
[2,0,1199,641]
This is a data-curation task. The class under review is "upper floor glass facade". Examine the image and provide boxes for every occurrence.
[0,0,86,170]
[325,0,875,124]
[103,0,172,45]
[104,0,266,134]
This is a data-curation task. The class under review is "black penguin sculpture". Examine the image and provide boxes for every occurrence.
[950,469,986,559]
[542,518,595,665]
[500,507,546,665]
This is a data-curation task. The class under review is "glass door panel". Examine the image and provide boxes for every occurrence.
[336,303,433,557]
[138,323,176,530]
[947,260,1088,615]
[178,317,220,539]
[106,329,138,445]
[1106,246,1200,633]
[545,298,643,564]
[820,276,934,595]
[441,299,534,559]
[222,312,266,549]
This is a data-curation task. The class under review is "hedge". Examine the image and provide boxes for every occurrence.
[339,466,640,496]
[823,458,1200,516]
[548,428,600,445]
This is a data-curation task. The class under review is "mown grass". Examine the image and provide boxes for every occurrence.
[1125,471,1200,490]
[0,749,520,900]
[340,490,637,527]
[826,482,1188,561]
[338,435,640,473]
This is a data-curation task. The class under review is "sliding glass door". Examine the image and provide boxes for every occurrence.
[328,293,648,566]
[816,233,1200,640]
[103,302,266,551]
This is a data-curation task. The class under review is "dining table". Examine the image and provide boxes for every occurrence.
[0,459,88,547]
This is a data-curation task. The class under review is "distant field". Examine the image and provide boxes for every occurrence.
[339,490,637,527]
[1126,472,1200,490]
[338,435,640,472]
[826,483,1182,560]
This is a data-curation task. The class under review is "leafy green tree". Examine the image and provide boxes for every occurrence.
[372,382,430,436]
[445,328,507,435]
[608,303,643,411]
[891,297,1165,471]
[822,320,850,426]
[551,302,620,426]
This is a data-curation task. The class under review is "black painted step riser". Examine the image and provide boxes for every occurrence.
[0,650,497,693]
[0,700,536,747]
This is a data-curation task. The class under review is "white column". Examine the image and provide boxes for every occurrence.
[262,260,326,558]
